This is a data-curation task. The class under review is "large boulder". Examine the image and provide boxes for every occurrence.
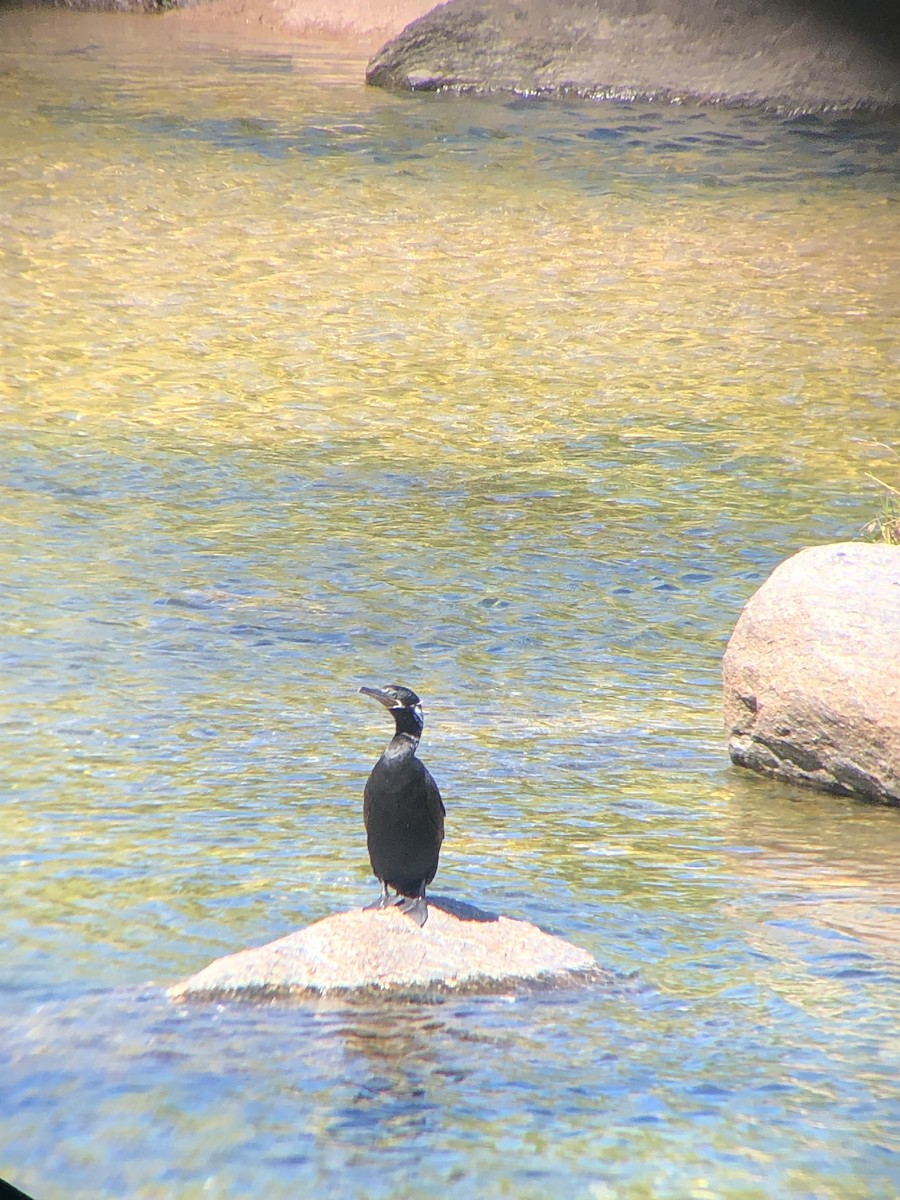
[723,543,900,806]
[367,0,900,113]
[169,897,603,1000]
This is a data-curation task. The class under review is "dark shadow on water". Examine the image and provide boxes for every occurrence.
[30,93,900,192]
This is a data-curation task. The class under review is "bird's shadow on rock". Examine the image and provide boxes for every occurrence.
[427,896,499,923]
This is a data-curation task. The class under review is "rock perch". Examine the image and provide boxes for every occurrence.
[169,897,603,1000]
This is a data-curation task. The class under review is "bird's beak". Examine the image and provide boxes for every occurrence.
[359,685,397,709]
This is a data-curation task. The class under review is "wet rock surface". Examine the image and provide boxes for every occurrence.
[366,0,900,113]
[723,542,900,806]
[169,897,603,1000]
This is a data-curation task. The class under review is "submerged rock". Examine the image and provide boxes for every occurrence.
[723,543,900,806]
[366,0,900,113]
[169,897,602,1000]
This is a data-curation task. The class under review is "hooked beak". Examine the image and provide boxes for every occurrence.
[359,685,398,710]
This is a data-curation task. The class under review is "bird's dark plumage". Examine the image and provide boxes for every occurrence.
[359,684,445,927]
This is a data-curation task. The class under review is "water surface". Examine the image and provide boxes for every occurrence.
[1,10,899,1199]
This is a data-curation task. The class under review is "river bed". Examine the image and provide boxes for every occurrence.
[1,10,899,1199]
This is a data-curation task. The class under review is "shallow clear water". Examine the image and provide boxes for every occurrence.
[1,10,899,1199]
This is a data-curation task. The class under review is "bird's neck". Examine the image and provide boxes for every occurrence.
[385,732,419,760]
[392,709,423,739]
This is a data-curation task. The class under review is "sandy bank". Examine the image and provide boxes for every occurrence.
[168,0,436,51]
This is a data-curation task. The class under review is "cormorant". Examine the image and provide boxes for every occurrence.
[358,684,445,927]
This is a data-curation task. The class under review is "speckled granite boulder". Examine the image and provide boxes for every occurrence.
[367,0,900,113]
[723,543,900,806]
[169,897,602,1000]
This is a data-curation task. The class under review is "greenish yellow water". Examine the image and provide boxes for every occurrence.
[1,10,899,1200]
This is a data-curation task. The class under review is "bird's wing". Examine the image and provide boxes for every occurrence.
[423,766,445,817]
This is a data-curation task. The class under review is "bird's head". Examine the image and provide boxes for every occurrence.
[359,684,424,738]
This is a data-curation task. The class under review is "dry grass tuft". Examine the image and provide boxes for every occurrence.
[861,445,900,546]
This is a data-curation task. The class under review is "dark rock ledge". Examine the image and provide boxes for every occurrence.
[366,0,900,114]
[723,543,900,806]
[169,897,604,1000]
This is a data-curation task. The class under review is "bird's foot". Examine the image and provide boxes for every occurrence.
[363,891,405,912]
[396,895,428,927]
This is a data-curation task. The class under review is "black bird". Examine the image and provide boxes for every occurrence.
[358,684,445,927]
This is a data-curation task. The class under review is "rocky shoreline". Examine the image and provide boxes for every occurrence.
[29,0,900,111]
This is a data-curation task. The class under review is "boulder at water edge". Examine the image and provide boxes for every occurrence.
[723,543,900,806]
[168,897,602,1000]
[366,0,900,113]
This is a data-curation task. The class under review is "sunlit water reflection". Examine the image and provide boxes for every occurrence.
[1,10,899,1199]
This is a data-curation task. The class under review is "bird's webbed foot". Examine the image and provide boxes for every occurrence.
[396,894,428,927]
[364,883,405,912]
